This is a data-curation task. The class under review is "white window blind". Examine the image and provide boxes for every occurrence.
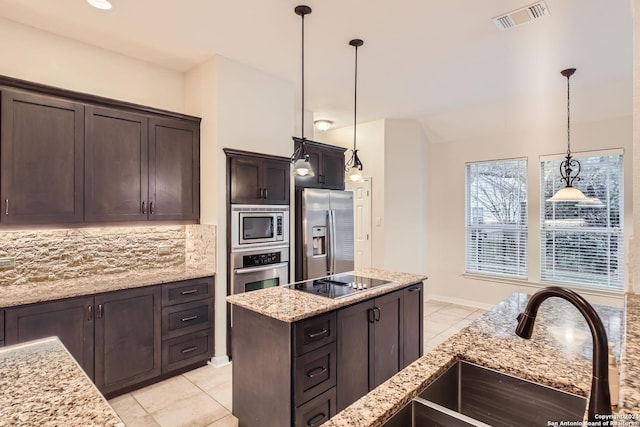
[465,159,528,279]
[540,153,623,291]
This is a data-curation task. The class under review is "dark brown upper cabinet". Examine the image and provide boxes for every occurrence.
[294,140,346,191]
[85,106,149,222]
[86,109,200,223]
[226,149,290,205]
[0,90,84,225]
[148,117,200,221]
[0,75,201,226]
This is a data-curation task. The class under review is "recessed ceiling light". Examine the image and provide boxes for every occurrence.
[87,0,112,10]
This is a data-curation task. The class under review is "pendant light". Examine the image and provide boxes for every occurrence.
[290,5,314,177]
[345,39,365,182]
[547,68,588,202]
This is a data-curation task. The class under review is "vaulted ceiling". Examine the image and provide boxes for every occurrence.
[0,0,632,143]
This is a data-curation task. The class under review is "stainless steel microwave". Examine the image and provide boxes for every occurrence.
[231,205,290,251]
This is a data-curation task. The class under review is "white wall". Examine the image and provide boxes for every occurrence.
[317,119,428,273]
[427,115,632,307]
[0,18,184,112]
[383,120,428,274]
[186,56,295,364]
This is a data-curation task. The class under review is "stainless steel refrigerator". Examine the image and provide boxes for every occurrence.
[295,188,354,281]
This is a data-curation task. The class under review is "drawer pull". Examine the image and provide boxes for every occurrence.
[307,413,326,426]
[408,286,421,292]
[306,366,327,378]
[180,289,198,295]
[181,315,198,322]
[181,346,199,354]
[307,328,328,340]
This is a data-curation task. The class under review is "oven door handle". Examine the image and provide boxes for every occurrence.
[234,262,289,275]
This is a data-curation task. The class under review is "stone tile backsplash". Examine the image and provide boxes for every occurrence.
[0,224,216,286]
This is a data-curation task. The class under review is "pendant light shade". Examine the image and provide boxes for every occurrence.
[290,5,315,177]
[547,68,588,202]
[345,38,364,182]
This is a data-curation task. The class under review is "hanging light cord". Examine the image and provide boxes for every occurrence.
[301,11,306,140]
[566,71,571,157]
[353,42,358,151]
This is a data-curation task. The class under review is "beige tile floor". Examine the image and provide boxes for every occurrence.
[109,299,486,427]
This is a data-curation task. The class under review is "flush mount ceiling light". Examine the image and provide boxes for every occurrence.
[345,38,364,183]
[314,119,333,132]
[547,68,588,202]
[290,5,315,177]
[87,0,112,10]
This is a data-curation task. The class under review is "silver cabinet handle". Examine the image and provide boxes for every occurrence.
[150,202,154,215]
[87,305,93,321]
[181,346,198,354]
[306,366,327,378]
[4,199,8,216]
[408,286,421,292]
[181,315,198,322]
[97,304,104,319]
[180,289,198,295]
[307,328,328,339]
[141,201,146,214]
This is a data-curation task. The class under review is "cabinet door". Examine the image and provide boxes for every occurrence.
[94,286,161,394]
[85,106,148,222]
[294,143,322,189]
[403,283,423,368]
[372,290,403,388]
[262,159,290,205]
[0,90,84,224]
[148,117,200,221]
[320,149,346,190]
[229,156,263,204]
[4,297,95,377]
[336,298,374,412]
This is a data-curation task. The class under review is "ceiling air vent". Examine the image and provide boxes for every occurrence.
[492,1,550,31]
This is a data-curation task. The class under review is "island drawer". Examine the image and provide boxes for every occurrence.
[162,277,214,307]
[293,312,336,356]
[162,329,213,372]
[293,341,336,406]
[162,299,213,339]
[294,386,337,427]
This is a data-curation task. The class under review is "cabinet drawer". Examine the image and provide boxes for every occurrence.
[294,342,336,406]
[162,277,214,306]
[162,329,213,373]
[293,311,336,356]
[294,386,337,427]
[162,300,213,339]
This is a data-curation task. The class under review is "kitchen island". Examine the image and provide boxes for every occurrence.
[323,292,640,427]
[0,336,123,427]
[226,268,427,427]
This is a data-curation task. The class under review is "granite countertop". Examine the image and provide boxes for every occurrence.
[0,266,215,309]
[226,268,427,323]
[0,337,123,427]
[323,292,639,427]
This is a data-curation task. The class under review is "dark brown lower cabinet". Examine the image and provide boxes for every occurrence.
[403,282,424,368]
[2,275,214,396]
[232,282,424,426]
[336,289,404,412]
[4,296,95,377]
[94,286,161,394]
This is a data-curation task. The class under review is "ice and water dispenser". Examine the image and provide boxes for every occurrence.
[311,226,326,256]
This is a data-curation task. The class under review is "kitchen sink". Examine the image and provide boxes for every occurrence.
[382,361,587,427]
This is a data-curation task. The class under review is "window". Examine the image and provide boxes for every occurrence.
[540,152,623,291]
[465,159,528,278]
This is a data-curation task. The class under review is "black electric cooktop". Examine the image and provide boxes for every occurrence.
[292,273,392,299]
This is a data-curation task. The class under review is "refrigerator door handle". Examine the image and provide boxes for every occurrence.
[329,209,337,274]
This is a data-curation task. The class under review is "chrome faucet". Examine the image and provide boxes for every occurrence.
[515,286,612,422]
